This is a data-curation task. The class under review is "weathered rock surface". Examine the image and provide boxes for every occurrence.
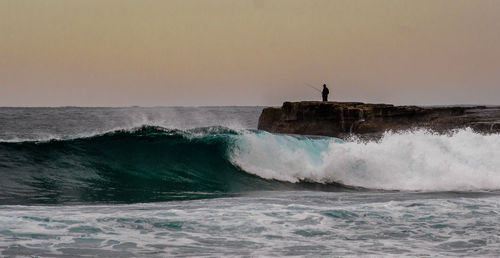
[258,101,500,139]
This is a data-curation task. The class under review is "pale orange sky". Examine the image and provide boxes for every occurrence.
[1,0,499,106]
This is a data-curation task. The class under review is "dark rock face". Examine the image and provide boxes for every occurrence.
[258,101,500,139]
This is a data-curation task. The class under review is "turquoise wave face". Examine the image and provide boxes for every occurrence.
[0,126,348,205]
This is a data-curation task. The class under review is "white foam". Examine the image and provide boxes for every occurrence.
[231,129,500,191]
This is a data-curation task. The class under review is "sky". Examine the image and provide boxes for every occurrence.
[1,0,500,106]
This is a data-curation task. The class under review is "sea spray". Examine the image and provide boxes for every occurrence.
[231,128,500,191]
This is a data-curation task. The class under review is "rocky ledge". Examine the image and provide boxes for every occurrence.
[258,101,500,139]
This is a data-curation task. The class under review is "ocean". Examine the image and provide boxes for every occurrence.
[1,106,500,257]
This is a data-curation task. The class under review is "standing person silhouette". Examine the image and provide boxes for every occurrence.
[322,84,329,101]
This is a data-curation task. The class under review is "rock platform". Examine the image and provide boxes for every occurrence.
[258,101,500,139]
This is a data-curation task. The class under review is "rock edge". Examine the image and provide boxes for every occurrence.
[258,101,500,139]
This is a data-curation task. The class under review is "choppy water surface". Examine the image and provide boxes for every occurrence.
[2,192,500,257]
[1,107,499,257]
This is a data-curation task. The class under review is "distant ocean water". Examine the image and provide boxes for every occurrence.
[1,106,500,257]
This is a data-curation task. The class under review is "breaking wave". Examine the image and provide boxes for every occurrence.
[0,126,499,204]
[233,128,500,191]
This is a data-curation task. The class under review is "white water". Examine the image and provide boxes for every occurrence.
[231,129,500,191]
[3,191,500,257]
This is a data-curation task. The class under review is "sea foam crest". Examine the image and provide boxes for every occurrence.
[231,129,500,191]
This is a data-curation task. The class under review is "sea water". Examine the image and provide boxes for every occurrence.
[1,107,500,257]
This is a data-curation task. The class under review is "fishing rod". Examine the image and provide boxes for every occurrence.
[304,83,322,93]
